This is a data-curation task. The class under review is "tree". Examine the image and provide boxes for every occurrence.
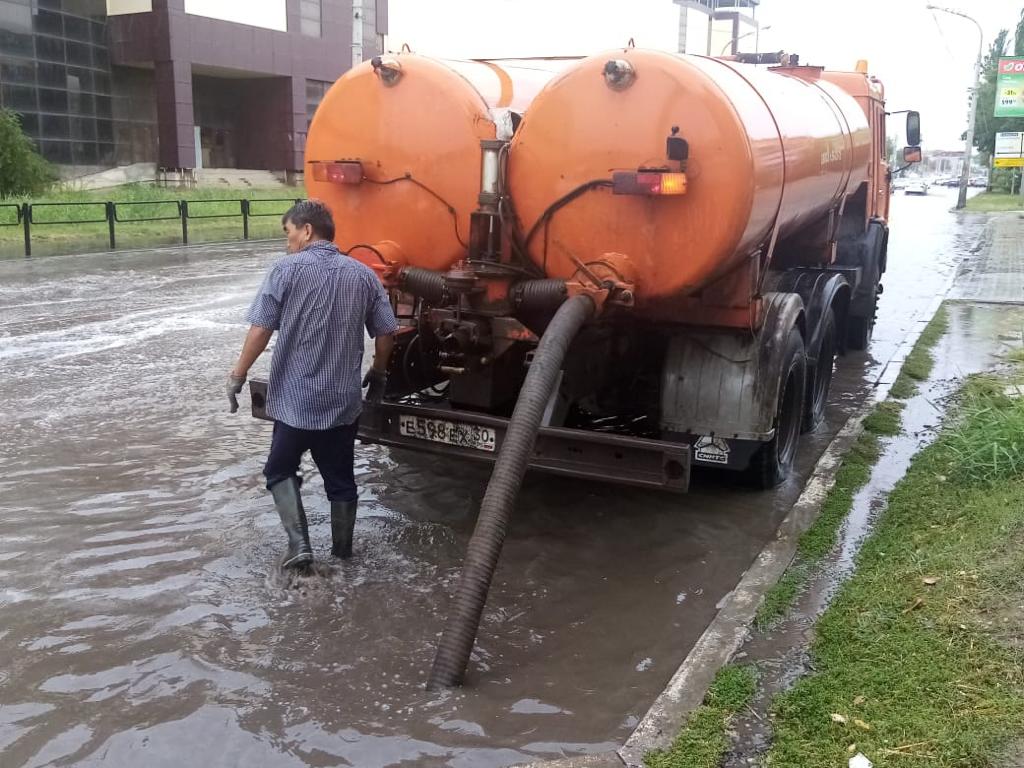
[972,9,1024,161]
[0,110,54,199]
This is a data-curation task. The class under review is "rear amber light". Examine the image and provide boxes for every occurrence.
[310,161,364,184]
[658,172,687,195]
[612,170,688,196]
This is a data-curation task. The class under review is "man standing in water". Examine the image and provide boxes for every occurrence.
[227,200,398,570]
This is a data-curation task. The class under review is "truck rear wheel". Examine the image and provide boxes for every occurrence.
[748,328,807,489]
[845,296,876,350]
[843,223,885,351]
[805,308,837,431]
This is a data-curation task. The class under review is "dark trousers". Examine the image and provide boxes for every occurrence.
[263,420,359,502]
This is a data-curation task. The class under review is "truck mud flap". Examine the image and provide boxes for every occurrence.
[251,380,690,492]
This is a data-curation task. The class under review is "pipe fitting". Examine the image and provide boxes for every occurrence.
[603,59,636,91]
[371,56,403,86]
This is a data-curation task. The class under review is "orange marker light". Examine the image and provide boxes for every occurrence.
[612,170,688,196]
[658,172,688,195]
[310,161,364,184]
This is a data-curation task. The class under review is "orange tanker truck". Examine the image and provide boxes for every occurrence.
[250,49,920,686]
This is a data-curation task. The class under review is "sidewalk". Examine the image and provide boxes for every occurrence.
[950,213,1024,304]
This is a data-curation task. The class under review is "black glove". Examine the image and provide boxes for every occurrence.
[226,373,246,413]
[362,367,387,404]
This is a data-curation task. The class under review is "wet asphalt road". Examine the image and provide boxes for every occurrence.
[0,188,985,767]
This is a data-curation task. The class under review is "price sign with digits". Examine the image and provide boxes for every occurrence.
[996,58,1024,118]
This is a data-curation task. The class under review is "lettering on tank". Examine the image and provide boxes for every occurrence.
[821,145,843,166]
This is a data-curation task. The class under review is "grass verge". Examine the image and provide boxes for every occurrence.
[754,305,949,629]
[645,665,757,768]
[964,192,1024,213]
[766,371,1024,766]
[890,305,948,399]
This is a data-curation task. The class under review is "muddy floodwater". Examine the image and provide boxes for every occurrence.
[0,190,984,767]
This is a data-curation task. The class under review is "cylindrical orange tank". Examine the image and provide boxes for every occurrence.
[507,49,872,313]
[305,54,572,272]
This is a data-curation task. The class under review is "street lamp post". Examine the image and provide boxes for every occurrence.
[926,4,984,210]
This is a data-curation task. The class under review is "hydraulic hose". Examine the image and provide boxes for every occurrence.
[427,293,596,689]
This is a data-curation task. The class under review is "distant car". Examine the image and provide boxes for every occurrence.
[904,180,929,195]
[892,178,908,191]
[968,177,988,188]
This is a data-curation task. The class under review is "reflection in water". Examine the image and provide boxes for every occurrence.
[0,192,982,767]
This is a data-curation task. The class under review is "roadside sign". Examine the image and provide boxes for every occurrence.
[995,58,1024,117]
[995,131,1024,168]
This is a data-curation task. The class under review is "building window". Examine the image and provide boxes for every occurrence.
[691,0,760,7]
[299,0,320,37]
[305,79,329,128]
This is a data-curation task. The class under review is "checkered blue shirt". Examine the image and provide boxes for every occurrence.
[247,240,399,430]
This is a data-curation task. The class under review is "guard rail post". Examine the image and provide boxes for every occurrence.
[22,203,31,257]
[242,199,250,240]
[180,200,189,245]
[106,202,116,250]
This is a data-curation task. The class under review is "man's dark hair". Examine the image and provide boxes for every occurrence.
[282,199,335,241]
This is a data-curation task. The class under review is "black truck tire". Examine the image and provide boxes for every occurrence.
[804,307,837,431]
[748,327,807,489]
[843,223,886,351]
[846,310,874,351]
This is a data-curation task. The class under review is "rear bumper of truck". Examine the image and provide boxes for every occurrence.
[249,379,690,493]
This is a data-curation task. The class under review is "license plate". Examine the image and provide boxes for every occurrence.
[398,415,497,452]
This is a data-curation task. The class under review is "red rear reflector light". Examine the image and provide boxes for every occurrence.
[612,170,687,196]
[310,161,364,184]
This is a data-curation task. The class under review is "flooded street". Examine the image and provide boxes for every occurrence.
[0,189,985,767]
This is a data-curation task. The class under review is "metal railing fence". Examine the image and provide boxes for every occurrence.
[7,197,304,256]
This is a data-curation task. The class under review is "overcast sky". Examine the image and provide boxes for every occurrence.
[386,0,1018,150]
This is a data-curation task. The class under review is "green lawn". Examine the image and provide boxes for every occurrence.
[964,192,1024,213]
[767,371,1024,766]
[0,184,303,257]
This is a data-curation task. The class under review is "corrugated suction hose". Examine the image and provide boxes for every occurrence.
[400,267,448,305]
[427,293,596,689]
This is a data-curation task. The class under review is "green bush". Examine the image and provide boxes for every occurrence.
[0,110,54,199]
[990,168,1016,194]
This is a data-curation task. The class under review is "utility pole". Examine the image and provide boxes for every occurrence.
[926,5,984,210]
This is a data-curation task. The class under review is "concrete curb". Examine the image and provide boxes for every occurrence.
[514,289,952,768]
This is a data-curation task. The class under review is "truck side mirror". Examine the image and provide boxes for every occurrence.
[906,111,921,147]
[903,146,922,163]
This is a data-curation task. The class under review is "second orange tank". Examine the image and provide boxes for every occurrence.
[506,49,873,317]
